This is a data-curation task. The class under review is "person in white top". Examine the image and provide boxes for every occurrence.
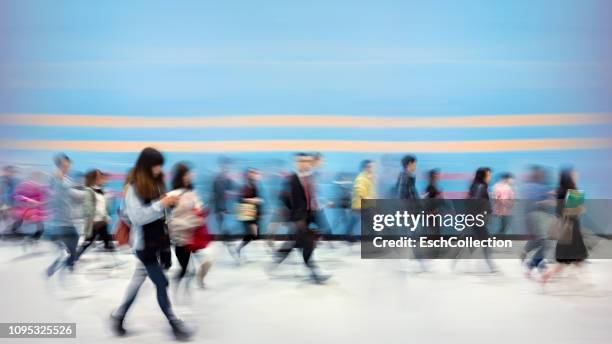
[76,169,114,259]
[167,162,212,288]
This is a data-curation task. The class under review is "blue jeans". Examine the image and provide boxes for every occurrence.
[114,250,176,322]
[524,238,547,271]
[345,210,360,242]
[46,226,79,277]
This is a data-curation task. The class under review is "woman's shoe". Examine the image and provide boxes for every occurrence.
[170,319,193,341]
[110,313,126,336]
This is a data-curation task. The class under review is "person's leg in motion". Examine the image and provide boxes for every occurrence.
[498,216,510,234]
[96,222,114,250]
[75,233,95,260]
[237,222,257,256]
[174,245,191,281]
[32,223,44,240]
[138,253,192,339]
[46,237,65,277]
[141,261,176,321]
[62,228,79,270]
[274,221,300,264]
[111,262,148,336]
[10,218,24,236]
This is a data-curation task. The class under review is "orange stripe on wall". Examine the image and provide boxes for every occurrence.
[1,138,610,153]
[0,113,610,129]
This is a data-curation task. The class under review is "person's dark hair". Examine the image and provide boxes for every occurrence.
[558,168,576,192]
[473,167,491,185]
[311,152,322,159]
[53,153,71,168]
[171,162,192,190]
[126,147,165,200]
[468,167,491,198]
[428,168,440,183]
[84,169,101,187]
[500,172,513,180]
[401,155,417,169]
[295,152,309,158]
[360,159,373,172]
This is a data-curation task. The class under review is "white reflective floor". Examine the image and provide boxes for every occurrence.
[0,240,611,344]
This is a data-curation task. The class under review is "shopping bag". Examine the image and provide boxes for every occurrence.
[113,219,131,247]
[548,216,573,245]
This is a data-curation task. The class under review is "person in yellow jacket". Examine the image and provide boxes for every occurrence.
[347,160,376,242]
[352,159,376,209]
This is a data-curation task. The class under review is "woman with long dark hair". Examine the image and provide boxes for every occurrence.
[111,147,192,340]
[423,168,442,199]
[167,162,212,288]
[235,167,263,259]
[542,168,588,283]
[467,167,496,272]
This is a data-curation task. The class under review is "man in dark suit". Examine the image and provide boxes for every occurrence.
[271,153,329,284]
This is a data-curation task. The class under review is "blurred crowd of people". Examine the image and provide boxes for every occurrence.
[0,148,599,340]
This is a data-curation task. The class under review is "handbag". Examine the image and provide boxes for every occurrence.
[548,216,573,245]
[186,209,212,252]
[236,202,257,221]
[113,218,131,247]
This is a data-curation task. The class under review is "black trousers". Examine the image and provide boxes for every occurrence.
[276,213,317,268]
[174,245,191,280]
[238,220,258,251]
[76,221,113,259]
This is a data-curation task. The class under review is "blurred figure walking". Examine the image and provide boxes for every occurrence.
[423,168,443,200]
[468,167,496,272]
[1,165,18,209]
[9,171,48,240]
[347,160,376,243]
[111,147,191,340]
[492,172,515,234]
[452,167,496,273]
[168,162,212,289]
[271,153,329,284]
[76,169,114,260]
[521,166,552,277]
[211,157,234,237]
[395,155,426,268]
[310,152,334,243]
[395,155,418,200]
[45,154,87,277]
[542,168,588,284]
[1,165,18,238]
[423,168,444,258]
[235,168,263,259]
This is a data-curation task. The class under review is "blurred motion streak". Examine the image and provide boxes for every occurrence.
[1,138,611,153]
[1,113,610,128]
